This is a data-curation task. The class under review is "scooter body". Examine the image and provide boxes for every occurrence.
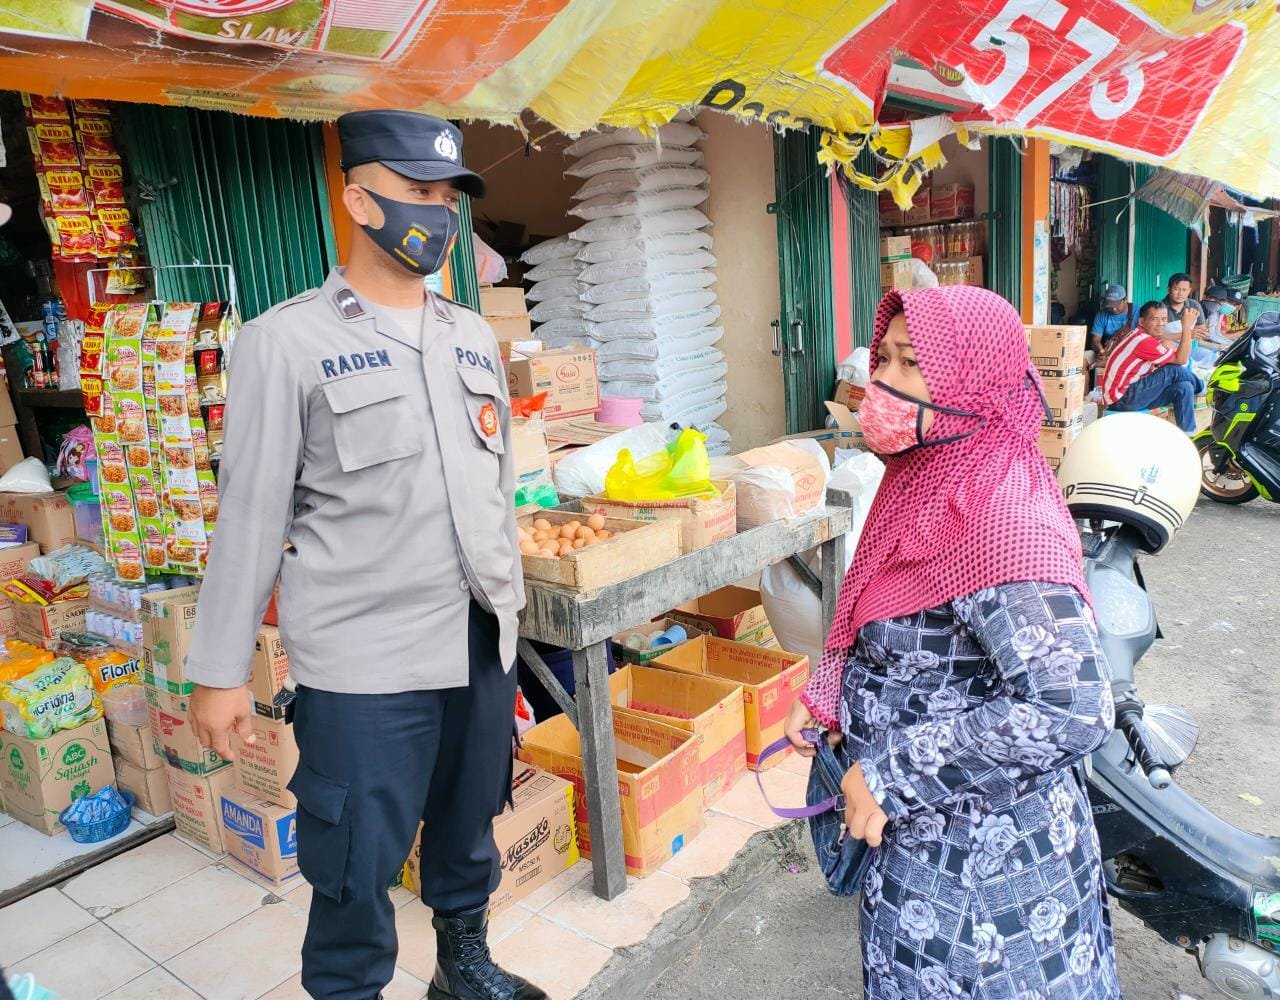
[1195,312,1280,504]
[1081,524,1280,998]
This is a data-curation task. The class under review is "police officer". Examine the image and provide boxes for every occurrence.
[185,111,544,1000]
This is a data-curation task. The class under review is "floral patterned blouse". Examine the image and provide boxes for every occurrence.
[840,581,1122,999]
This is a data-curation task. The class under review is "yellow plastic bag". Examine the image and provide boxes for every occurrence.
[604,427,717,501]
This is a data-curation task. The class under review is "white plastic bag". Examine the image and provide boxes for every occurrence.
[569,186,709,221]
[576,230,713,265]
[552,422,675,497]
[0,458,53,494]
[836,347,870,386]
[520,235,584,266]
[564,123,704,159]
[910,259,938,289]
[571,209,711,244]
[573,164,710,201]
[759,451,884,665]
[472,233,507,285]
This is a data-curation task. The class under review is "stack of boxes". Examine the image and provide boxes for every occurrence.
[0,377,21,476]
[1027,325,1088,469]
[880,234,913,294]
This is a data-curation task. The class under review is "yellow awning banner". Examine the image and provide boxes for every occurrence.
[2,0,1278,196]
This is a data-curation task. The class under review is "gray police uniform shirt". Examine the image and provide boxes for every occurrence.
[184,268,525,693]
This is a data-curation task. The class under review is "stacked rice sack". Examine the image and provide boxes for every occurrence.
[519,235,590,349]
[519,123,731,455]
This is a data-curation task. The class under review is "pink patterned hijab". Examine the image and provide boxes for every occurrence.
[802,286,1088,728]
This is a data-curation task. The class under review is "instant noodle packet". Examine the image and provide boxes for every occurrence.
[0,657,102,739]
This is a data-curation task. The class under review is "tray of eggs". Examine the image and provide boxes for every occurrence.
[516,509,682,591]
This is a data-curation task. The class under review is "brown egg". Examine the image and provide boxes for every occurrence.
[573,538,586,549]
[531,530,547,543]
[559,525,577,540]
[537,545,558,558]
[533,518,551,531]
[577,526,595,541]
[558,541,574,556]
[587,513,606,531]
[519,539,539,555]
[596,529,612,540]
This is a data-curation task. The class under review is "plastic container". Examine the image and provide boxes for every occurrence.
[60,788,134,844]
[597,396,644,427]
[101,683,147,725]
[67,482,103,548]
[85,458,100,498]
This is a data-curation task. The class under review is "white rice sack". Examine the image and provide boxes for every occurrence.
[528,297,590,324]
[591,306,721,341]
[524,258,583,281]
[703,422,732,446]
[541,334,601,351]
[520,235,584,266]
[534,316,591,340]
[564,123,704,160]
[525,276,585,302]
[581,251,716,286]
[566,144,703,180]
[599,347,725,381]
[582,270,716,305]
[707,441,732,457]
[587,289,717,322]
[603,362,728,401]
[596,327,723,362]
[569,186,709,221]
[642,380,727,421]
[571,209,710,244]
[664,396,728,428]
[577,230,713,265]
[573,164,709,201]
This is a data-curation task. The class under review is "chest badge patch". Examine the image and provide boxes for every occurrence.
[478,402,498,438]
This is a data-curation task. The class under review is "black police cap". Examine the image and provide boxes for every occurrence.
[337,110,485,200]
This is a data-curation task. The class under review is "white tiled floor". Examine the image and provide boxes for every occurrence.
[0,765,789,999]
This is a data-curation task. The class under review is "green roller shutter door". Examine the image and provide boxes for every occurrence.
[988,137,1022,310]
[838,150,881,351]
[1132,164,1189,300]
[116,105,337,319]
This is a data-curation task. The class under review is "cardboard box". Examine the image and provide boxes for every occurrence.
[965,255,984,287]
[930,183,975,221]
[611,616,715,665]
[167,767,236,854]
[831,379,864,411]
[141,586,201,694]
[12,597,88,644]
[1041,373,1086,427]
[145,685,229,776]
[652,637,810,770]
[879,235,912,262]
[0,378,17,427]
[0,540,37,581]
[106,718,164,770]
[506,347,600,422]
[1038,424,1082,470]
[670,586,777,648]
[263,586,279,627]
[519,712,703,877]
[725,444,827,531]
[489,315,535,340]
[904,188,931,225]
[0,426,23,475]
[113,757,171,816]
[219,787,299,888]
[580,481,737,556]
[231,714,298,809]
[877,189,904,227]
[512,413,553,505]
[499,340,542,363]
[517,509,681,591]
[778,402,863,463]
[880,260,914,291]
[403,765,580,913]
[480,286,529,319]
[610,665,746,808]
[0,598,16,642]
[0,492,76,553]
[1026,325,1087,376]
[249,626,289,719]
[0,720,116,835]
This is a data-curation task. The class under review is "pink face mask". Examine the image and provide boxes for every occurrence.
[858,381,984,457]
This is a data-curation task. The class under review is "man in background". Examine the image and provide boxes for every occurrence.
[1087,283,1139,376]
[1101,300,1201,432]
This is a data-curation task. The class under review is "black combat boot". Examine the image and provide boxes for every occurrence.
[428,904,548,1000]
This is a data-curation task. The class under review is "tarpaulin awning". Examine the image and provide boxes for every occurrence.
[3,1,1280,198]
[1135,168,1277,230]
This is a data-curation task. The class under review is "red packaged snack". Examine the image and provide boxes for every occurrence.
[39,169,89,213]
[94,207,138,256]
[75,117,120,161]
[31,122,81,168]
[86,163,125,206]
[53,213,96,258]
[21,94,70,121]
[71,99,111,116]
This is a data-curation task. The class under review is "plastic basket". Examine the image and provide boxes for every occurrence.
[60,789,134,844]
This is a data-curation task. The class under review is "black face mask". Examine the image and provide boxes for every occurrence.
[359,187,458,276]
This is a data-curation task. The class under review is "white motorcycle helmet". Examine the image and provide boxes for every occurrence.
[1057,412,1200,553]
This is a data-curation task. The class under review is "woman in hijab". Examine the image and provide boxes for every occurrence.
[788,286,1121,998]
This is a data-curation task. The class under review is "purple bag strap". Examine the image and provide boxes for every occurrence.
[754,735,844,819]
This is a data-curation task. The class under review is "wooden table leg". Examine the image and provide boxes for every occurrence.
[571,640,627,900]
[820,531,848,635]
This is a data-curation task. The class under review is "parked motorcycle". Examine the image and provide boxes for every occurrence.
[1061,413,1280,999]
[1194,311,1280,504]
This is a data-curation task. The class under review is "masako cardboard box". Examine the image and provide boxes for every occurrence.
[652,637,809,771]
[141,587,201,694]
[1040,373,1087,428]
[0,719,116,835]
[403,764,580,913]
[219,787,299,889]
[231,714,298,809]
[581,481,737,555]
[145,685,229,776]
[506,347,600,421]
[1026,325,1087,377]
[609,665,746,808]
[670,585,777,648]
[0,493,76,553]
[1038,424,1082,471]
[518,712,704,877]
[167,766,236,854]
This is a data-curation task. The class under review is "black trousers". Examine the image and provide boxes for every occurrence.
[291,602,516,1000]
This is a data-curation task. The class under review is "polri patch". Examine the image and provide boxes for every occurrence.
[478,402,498,437]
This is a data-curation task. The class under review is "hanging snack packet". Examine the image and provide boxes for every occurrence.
[0,658,103,739]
